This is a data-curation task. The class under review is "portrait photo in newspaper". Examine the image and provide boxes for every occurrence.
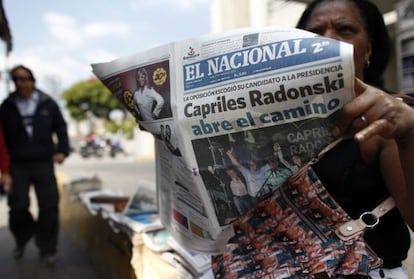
[99,59,185,156]
[100,59,172,123]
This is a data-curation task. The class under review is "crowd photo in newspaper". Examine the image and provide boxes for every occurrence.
[91,26,355,253]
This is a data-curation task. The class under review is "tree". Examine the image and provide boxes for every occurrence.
[62,78,123,120]
[62,78,136,138]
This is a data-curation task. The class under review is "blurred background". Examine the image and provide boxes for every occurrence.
[0,0,408,162]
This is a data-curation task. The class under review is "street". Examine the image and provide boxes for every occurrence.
[56,152,157,196]
[0,151,156,279]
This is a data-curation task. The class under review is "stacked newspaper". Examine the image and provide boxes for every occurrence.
[92,26,355,254]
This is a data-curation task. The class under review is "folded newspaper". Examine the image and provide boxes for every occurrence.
[92,26,355,254]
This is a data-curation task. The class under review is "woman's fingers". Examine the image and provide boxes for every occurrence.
[333,78,372,137]
[334,78,414,142]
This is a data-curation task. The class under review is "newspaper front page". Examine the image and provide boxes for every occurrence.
[92,26,355,254]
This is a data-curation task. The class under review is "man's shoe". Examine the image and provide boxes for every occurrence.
[41,253,57,267]
[12,246,25,260]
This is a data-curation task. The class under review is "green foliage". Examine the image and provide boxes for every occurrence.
[62,79,136,137]
[104,116,137,139]
[62,79,123,120]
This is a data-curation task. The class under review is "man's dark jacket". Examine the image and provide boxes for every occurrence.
[0,89,70,162]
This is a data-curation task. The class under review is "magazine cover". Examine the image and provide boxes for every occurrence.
[118,185,163,233]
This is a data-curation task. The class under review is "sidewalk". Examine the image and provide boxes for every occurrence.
[0,194,99,279]
[0,174,412,278]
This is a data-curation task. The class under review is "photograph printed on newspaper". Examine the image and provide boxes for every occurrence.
[91,26,355,253]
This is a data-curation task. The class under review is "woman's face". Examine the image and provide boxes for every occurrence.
[303,0,372,80]
[138,72,146,86]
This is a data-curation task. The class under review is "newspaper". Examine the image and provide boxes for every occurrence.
[91,26,355,254]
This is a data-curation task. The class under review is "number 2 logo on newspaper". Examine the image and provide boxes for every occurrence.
[312,41,331,54]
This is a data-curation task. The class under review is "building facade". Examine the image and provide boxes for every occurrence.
[211,0,414,95]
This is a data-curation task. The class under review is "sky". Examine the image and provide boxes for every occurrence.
[0,0,211,100]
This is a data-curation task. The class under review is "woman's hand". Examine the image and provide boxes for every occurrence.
[335,78,414,230]
[334,78,414,143]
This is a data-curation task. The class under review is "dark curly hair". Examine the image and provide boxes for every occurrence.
[296,0,390,86]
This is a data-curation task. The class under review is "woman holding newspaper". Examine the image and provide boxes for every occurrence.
[296,0,414,278]
[214,0,414,278]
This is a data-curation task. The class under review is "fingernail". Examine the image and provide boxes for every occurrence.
[355,132,364,142]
